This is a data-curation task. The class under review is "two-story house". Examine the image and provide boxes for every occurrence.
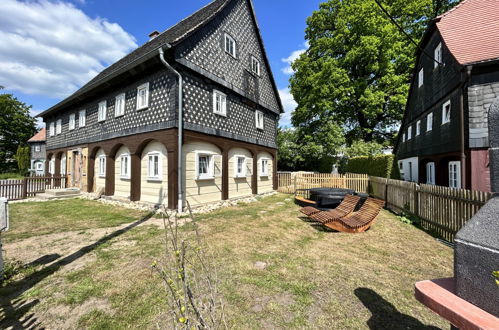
[395,0,499,192]
[38,0,283,210]
[28,128,46,176]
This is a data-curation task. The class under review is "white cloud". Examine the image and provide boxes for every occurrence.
[0,0,137,98]
[281,42,308,75]
[278,88,298,127]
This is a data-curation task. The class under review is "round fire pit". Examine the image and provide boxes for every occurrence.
[309,188,355,208]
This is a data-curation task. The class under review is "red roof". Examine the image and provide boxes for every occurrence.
[28,128,46,142]
[436,0,499,65]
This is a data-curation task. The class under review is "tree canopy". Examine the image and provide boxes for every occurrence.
[289,0,459,145]
[0,89,37,173]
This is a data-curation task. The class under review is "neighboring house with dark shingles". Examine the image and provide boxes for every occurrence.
[28,128,46,176]
[395,0,499,192]
[38,0,283,209]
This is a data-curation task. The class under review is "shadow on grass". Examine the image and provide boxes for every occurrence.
[355,287,440,330]
[0,210,157,328]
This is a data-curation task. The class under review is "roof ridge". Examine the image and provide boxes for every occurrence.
[436,0,471,19]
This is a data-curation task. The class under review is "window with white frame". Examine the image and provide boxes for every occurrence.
[224,33,236,58]
[260,158,269,176]
[426,162,435,185]
[69,113,76,130]
[407,126,412,140]
[49,122,55,136]
[234,156,246,177]
[434,43,442,69]
[213,90,227,116]
[115,93,126,117]
[448,161,461,188]
[418,68,424,88]
[196,153,214,180]
[136,82,149,110]
[35,145,41,152]
[427,112,433,131]
[49,158,55,175]
[251,56,260,75]
[56,119,62,135]
[408,162,413,181]
[61,155,66,175]
[416,120,421,136]
[120,153,130,179]
[98,155,106,177]
[147,152,161,180]
[255,110,264,129]
[79,110,86,128]
[98,101,107,122]
[442,100,451,124]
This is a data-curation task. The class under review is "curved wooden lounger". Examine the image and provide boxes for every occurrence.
[295,196,317,208]
[308,194,361,222]
[323,198,385,233]
[300,205,321,216]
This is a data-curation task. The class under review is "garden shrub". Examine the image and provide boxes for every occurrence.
[346,154,395,178]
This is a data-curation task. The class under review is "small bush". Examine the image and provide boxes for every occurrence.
[346,154,394,178]
[0,173,24,180]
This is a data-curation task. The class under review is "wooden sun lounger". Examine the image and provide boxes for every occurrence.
[323,198,385,233]
[305,194,360,221]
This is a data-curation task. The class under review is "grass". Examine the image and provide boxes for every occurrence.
[0,195,453,329]
[0,173,24,180]
[6,199,149,242]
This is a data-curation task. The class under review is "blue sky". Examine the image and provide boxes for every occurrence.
[0,0,324,128]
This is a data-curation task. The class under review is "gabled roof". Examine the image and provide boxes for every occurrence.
[28,128,46,142]
[39,0,283,117]
[436,0,499,65]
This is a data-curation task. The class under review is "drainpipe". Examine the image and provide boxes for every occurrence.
[158,46,184,213]
[460,66,472,189]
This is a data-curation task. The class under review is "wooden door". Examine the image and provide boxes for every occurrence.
[72,151,81,187]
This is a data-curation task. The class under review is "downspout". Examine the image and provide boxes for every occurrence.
[158,46,184,213]
[460,65,472,189]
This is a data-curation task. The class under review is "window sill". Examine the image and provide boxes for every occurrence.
[214,111,227,117]
[234,175,247,179]
[196,176,215,181]
[115,114,125,118]
[225,50,237,59]
[120,176,130,180]
[260,174,269,178]
[137,105,149,111]
[147,177,162,182]
[98,119,106,123]
[441,122,450,125]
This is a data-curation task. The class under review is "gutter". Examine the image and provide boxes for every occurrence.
[460,65,472,189]
[158,46,184,213]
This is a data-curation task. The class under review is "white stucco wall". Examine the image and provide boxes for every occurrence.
[228,147,253,199]
[140,141,168,205]
[257,151,274,193]
[94,148,106,192]
[114,146,131,199]
[398,157,419,182]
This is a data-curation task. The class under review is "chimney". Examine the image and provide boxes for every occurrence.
[149,30,160,40]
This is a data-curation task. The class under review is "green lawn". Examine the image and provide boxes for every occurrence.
[0,195,452,329]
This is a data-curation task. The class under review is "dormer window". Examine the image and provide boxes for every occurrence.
[224,33,236,58]
[69,114,76,130]
[442,100,451,124]
[418,68,424,88]
[115,93,125,117]
[79,110,86,128]
[213,90,227,116]
[255,110,264,130]
[136,82,149,110]
[434,43,442,68]
[251,56,260,76]
[98,101,107,122]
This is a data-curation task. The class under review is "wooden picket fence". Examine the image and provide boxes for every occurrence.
[0,175,67,201]
[277,172,369,194]
[369,176,491,242]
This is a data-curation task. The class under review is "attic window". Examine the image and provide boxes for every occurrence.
[136,82,149,110]
[251,56,260,75]
[69,114,76,130]
[418,68,424,88]
[115,93,126,117]
[56,119,62,135]
[224,33,236,58]
[213,90,227,116]
[255,110,264,129]
[98,101,107,122]
[79,109,86,128]
[49,122,55,137]
[434,43,442,69]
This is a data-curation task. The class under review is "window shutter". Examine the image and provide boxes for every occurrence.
[214,155,223,177]
[246,158,253,176]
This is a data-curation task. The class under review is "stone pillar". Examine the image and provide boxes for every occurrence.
[130,153,141,202]
[488,96,499,192]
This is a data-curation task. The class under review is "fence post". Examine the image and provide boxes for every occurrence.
[384,178,389,203]
[414,184,420,216]
[0,197,9,281]
[22,178,27,199]
[293,174,297,193]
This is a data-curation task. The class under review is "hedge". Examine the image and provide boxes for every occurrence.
[346,154,398,178]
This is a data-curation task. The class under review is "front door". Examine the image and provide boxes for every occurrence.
[72,151,81,187]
